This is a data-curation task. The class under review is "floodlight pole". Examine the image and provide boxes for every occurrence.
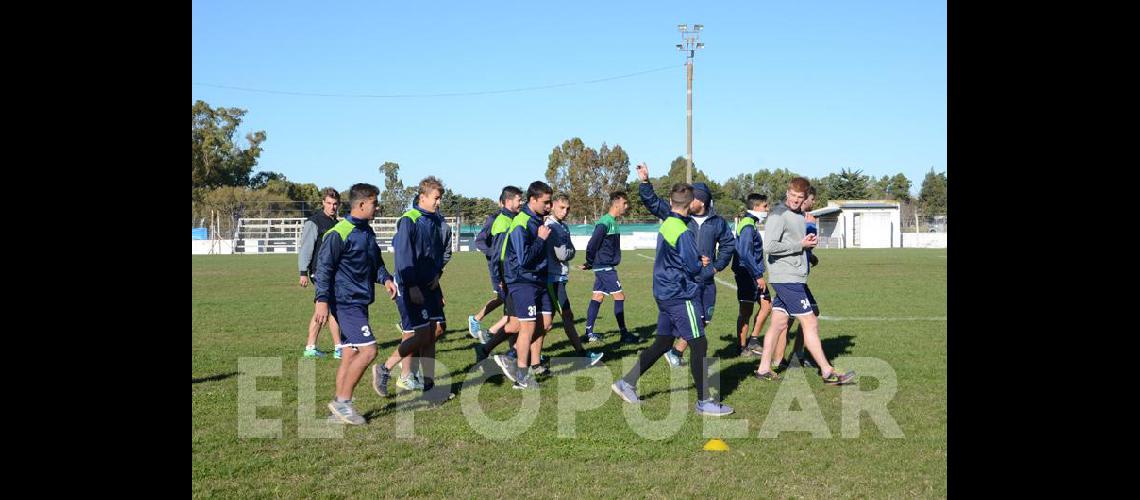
[677,24,704,184]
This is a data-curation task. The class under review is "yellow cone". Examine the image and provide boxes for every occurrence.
[703,438,729,451]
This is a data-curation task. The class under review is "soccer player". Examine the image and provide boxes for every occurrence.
[469,186,523,342]
[298,187,344,359]
[545,193,604,368]
[495,181,554,389]
[634,162,735,366]
[731,193,774,358]
[313,183,398,425]
[778,186,821,370]
[372,177,450,401]
[473,187,524,367]
[753,178,854,385]
[580,191,635,344]
[610,182,734,416]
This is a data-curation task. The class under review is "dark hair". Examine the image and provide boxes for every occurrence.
[349,183,380,205]
[669,183,694,210]
[553,193,570,204]
[500,185,523,204]
[807,185,817,197]
[526,180,553,201]
[746,193,768,209]
[320,187,341,201]
[609,191,628,205]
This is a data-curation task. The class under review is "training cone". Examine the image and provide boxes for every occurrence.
[703,438,729,452]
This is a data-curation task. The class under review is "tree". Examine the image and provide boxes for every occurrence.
[192,100,267,190]
[378,161,412,216]
[546,138,595,217]
[595,143,631,216]
[918,168,947,215]
[828,168,870,200]
[887,173,913,202]
[248,171,286,190]
[753,168,803,204]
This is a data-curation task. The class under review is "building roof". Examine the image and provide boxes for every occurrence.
[810,207,841,217]
[827,200,900,209]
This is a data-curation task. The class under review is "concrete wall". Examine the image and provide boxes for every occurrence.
[901,233,947,248]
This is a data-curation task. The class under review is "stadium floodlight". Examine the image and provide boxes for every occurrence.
[676,44,683,49]
[694,24,703,31]
[678,24,687,32]
[697,42,704,48]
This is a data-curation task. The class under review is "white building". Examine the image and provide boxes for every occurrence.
[812,200,902,249]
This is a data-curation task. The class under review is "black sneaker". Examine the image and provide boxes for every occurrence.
[620,333,640,344]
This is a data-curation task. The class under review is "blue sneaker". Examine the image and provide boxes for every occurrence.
[584,332,602,343]
[665,351,685,367]
[586,351,604,366]
[333,345,343,360]
[611,379,641,404]
[303,347,325,358]
[468,315,481,339]
[695,399,734,417]
[506,347,518,360]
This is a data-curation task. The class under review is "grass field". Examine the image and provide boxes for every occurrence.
[193,248,947,498]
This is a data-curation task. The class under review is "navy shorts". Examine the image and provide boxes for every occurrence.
[655,298,706,341]
[547,281,572,315]
[697,281,717,324]
[592,269,622,295]
[508,282,553,322]
[734,272,772,303]
[329,302,376,347]
[395,284,445,333]
[771,283,819,317]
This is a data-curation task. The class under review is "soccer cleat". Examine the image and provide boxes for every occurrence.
[531,365,550,377]
[584,332,603,343]
[822,369,856,386]
[333,346,343,360]
[611,379,641,404]
[620,333,640,344]
[695,399,734,417]
[477,329,492,344]
[372,364,391,397]
[665,351,686,367]
[327,400,365,425]
[303,347,325,358]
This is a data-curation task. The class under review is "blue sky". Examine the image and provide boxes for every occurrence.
[192,0,945,200]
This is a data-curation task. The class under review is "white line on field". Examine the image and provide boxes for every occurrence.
[636,253,946,322]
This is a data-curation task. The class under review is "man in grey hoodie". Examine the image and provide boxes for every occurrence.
[753,178,855,385]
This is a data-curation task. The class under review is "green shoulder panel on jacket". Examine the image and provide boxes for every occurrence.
[500,211,532,261]
[660,217,688,248]
[323,219,355,242]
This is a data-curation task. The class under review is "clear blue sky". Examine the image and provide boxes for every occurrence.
[192,0,945,200]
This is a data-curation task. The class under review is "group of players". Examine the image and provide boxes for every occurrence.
[298,164,853,425]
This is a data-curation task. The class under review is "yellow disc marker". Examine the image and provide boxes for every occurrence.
[703,438,729,451]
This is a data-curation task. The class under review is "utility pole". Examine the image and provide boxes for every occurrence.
[677,24,704,184]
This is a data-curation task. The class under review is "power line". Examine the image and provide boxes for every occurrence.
[192,64,681,99]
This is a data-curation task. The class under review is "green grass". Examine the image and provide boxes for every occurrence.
[193,249,947,498]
